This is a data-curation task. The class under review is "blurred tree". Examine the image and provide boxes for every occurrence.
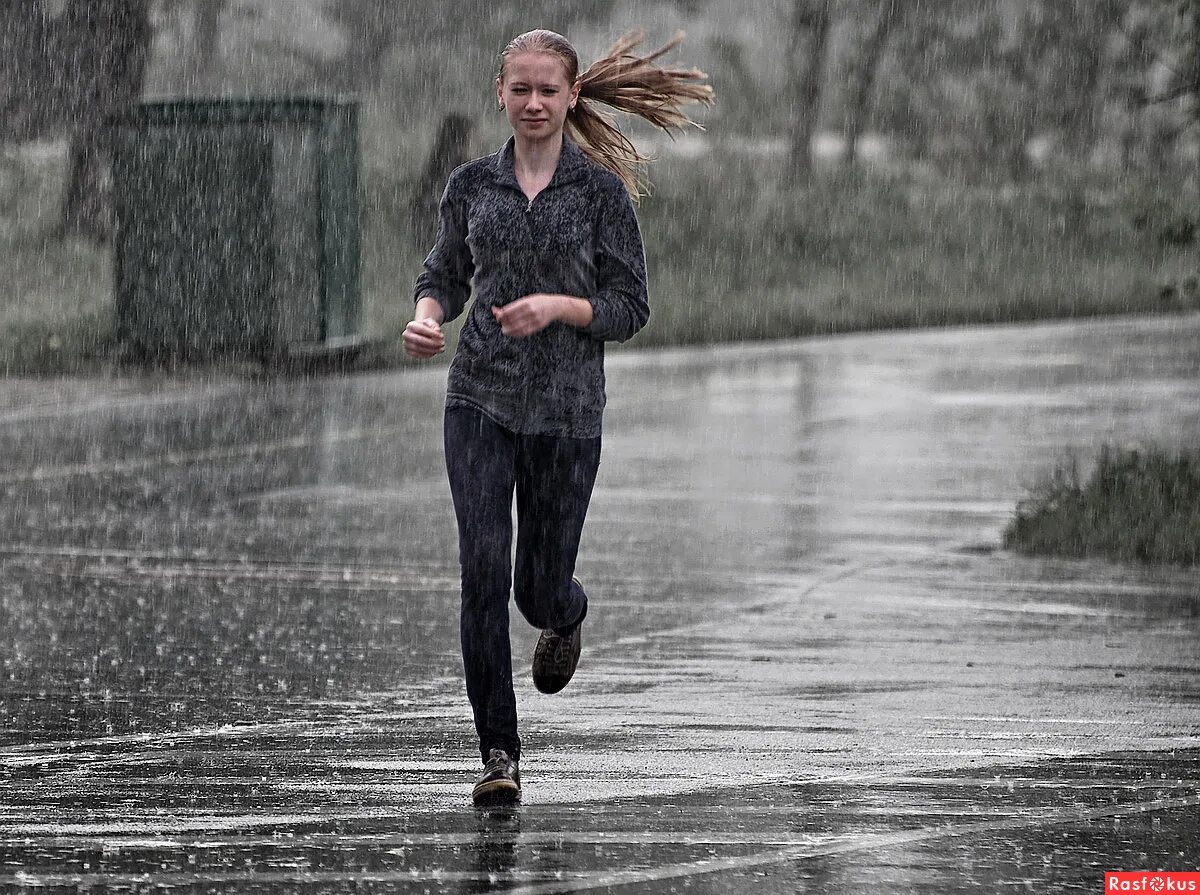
[1110,3,1164,169]
[869,0,1200,179]
[1051,0,1130,159]
[58,0,152,238]
[787,0,834,179]
[0,0,65,141]
[964,5,1043,179]
[323,0,395,91]
[1173,0,1200,191]
[1173,2,1200,128]
[191,0,226,91]
[0,0,152,236]
[841,0,908,165]
[319,0,626,93]
[875,0,1048,179]
[1108,0,1200,176]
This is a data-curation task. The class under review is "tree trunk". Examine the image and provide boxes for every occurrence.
[1060,1,1128,163]
[788,0,834,180]
[60,133,106,235]
[842,0,902,165]
[192,0,225,92]
[0,1,63,141]
[329,0,397,91]
[350,2,396,90]
[58,0,152,239]
[1190,0,1200,201]
[1063,44,1104,160]
[1113,3,1152,173]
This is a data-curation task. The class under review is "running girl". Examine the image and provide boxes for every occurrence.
[404,29,712,806]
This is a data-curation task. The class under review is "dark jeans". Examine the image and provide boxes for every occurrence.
[443,405,600,763]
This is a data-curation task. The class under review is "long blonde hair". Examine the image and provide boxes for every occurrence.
[498,29,714,199]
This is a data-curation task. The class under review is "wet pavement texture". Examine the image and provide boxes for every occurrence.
[0,313,1198,892]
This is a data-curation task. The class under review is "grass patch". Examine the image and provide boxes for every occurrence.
[1004,446,1200,566]
[0,147,114,375]
[1,143,1196,374]
[629,154,1196,348]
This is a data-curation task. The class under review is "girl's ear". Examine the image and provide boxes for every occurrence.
[569,79,581,109]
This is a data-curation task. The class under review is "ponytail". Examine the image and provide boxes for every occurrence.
[570,31,714,199]
[500,30,714,199]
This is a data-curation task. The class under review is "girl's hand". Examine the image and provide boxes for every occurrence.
[492,294,561,338]
[403,317,445,359]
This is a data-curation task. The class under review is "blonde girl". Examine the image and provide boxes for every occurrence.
[405,29,712,806]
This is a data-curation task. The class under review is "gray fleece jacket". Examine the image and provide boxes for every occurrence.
[413,136,649,438]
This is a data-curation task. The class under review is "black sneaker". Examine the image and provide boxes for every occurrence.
[531,578,584,694]
[472,748,521,807]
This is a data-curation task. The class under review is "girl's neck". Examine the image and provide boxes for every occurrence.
[512,132,564,180]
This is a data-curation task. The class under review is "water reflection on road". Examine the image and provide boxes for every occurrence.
[0,313,1197,891]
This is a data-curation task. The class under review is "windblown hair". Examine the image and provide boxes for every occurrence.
[498,29,714,199]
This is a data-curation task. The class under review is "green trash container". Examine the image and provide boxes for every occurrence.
[110,98,362,361]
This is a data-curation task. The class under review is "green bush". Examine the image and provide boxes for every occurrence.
[1004,446,1200,566]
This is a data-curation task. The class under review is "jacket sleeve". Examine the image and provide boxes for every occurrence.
[413,173,474,323]
[585,179,650,343]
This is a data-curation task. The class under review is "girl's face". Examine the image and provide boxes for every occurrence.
[496,51,580,143]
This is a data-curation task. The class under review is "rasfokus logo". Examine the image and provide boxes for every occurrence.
[1106,873,1200,892]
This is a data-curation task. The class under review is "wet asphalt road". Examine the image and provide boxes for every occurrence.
[0,313,1198,892]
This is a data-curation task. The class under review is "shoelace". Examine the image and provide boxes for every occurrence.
[550,633,574,667]
[484,753,512,775]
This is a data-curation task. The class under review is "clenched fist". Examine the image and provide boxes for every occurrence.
[492,294,562,338]
[403,317,445,359]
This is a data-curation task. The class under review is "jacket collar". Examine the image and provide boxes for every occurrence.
[489,133,589,192]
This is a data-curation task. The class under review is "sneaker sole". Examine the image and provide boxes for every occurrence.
[532,577,584,694]
[531,632,574,694]
[472,779,521,807]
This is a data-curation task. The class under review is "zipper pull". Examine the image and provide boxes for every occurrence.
[526,197,533,213]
